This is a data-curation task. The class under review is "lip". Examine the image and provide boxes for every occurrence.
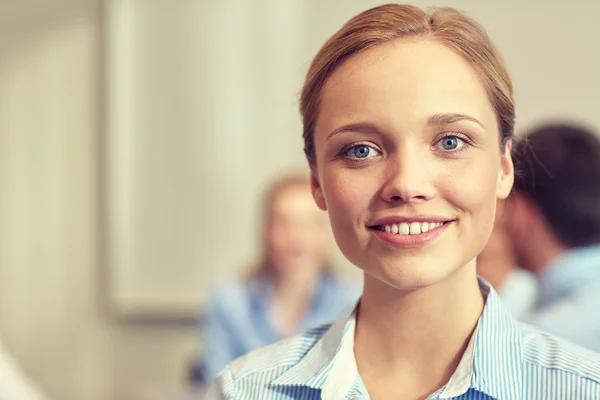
[369,214,452,226]
[367,215,455,249]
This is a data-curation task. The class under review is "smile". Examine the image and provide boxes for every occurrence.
[367,218,454,248]
[378,222,445,235]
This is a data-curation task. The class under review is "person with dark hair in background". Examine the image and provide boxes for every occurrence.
[200,172,360,381]
[507,123,600,351]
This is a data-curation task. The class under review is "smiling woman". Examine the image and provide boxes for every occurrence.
[310,36,512,294]
[210,4,600,400]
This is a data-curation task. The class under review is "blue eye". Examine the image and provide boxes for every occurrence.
[436,136,465,151]
[345,144,379,159]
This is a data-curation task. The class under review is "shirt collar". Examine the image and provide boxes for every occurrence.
[537,245,600,307]
[469,279,523,399]
[435,280,523,399]
[270,302,357,390]
[270,279,523,400]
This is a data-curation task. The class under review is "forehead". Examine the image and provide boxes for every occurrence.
[316,38,495,133]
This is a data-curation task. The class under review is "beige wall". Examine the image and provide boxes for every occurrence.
[0,1,111,399]
[1,1,599,400]
[0,1,205,398]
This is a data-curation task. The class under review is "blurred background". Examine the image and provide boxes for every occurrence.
[0,0,599,399]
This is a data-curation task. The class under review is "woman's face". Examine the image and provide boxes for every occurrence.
[265,184,330,277]
[310,39,514,290]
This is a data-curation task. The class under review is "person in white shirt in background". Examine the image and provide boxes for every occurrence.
[0,339,48,400]
[477,201,537,320]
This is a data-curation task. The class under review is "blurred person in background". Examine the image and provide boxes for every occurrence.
[477,201,537,319]
[199,172,360,381]
[0,339,48,400]
[507,123,600,351]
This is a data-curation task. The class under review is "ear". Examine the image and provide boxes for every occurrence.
[496,139,515,200]
[308,160,327,211]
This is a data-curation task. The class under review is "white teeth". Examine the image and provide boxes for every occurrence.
[381,221,445,235]
[398,222,410,235]
[409,222,421,235]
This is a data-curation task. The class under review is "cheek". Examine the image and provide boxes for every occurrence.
[321,169,374,226]
[439,158,499,223]
[319,169,379,259]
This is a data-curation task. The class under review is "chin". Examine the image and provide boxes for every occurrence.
[383,267,454,291]
[336,231,478,290]
[359,254,472,292]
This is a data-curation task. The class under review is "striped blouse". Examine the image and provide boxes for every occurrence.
[210,280,600,399]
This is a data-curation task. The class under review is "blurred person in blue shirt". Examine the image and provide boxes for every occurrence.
[200,172,360,381]
[507,123,600,351]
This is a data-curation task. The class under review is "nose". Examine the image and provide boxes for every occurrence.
[380,150,436,204]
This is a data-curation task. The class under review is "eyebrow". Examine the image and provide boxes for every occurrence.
[326,113,485,139]
[327,122,381,139]
[427,113,485,129]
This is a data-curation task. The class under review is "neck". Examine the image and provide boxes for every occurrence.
[354,261,484,399]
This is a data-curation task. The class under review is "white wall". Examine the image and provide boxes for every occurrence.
[0,1,599,399]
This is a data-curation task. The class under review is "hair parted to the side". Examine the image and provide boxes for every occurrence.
[300,3,515,163]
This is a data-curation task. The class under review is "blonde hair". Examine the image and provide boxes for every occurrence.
[301,4,514,162]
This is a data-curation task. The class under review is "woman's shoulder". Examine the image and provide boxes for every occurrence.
[518,321,600,386]
[212,322,333,396]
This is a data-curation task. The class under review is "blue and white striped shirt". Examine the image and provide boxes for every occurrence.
[211,280,600,399]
